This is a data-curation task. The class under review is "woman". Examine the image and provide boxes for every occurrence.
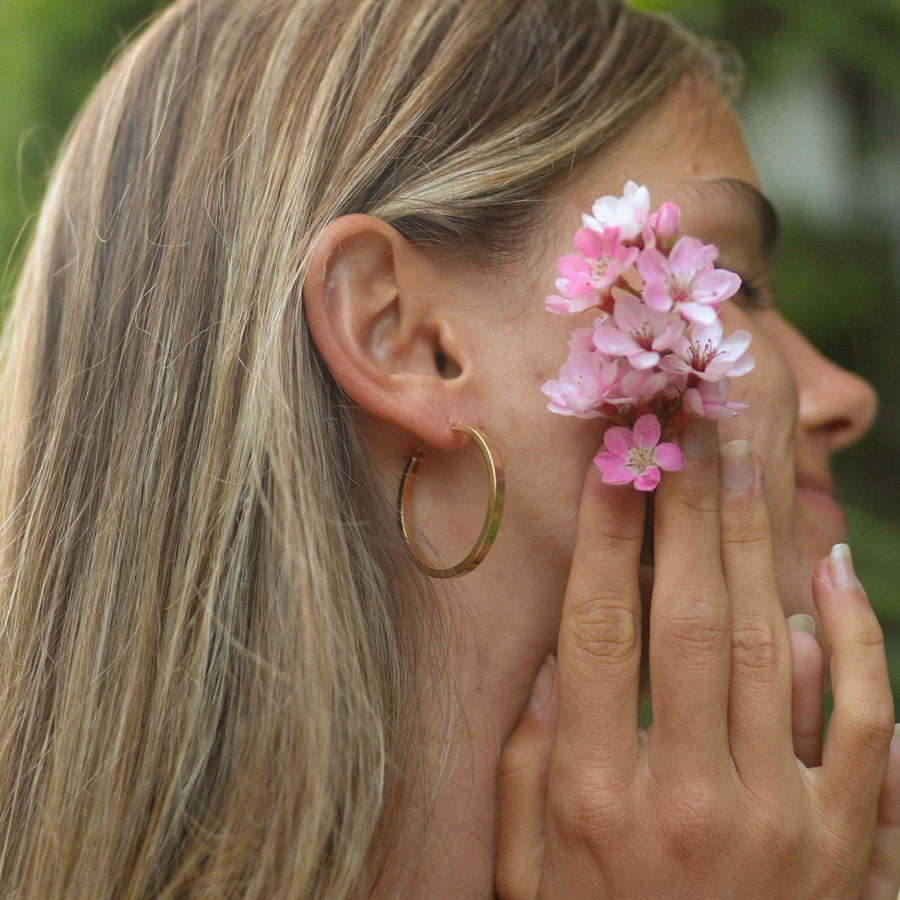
[0,0,896,896]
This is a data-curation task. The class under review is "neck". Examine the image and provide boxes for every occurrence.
[372,552,565,898]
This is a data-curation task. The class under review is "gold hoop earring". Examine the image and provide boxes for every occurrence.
[397,423,504,578]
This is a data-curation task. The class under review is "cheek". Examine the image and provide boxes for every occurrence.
[714,310,835,619]
[724,353,796,437]
[716,310,800,557]
[720,302,799,430]
[717,309,799,449]
[481,313,606,538]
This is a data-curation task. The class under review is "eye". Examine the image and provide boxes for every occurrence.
[734,272,775,311]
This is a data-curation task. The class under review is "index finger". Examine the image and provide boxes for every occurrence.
[555,466,646,784]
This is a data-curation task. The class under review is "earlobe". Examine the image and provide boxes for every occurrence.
[303,215,470,449]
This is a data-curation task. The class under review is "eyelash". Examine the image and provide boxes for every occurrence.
[735,273,775,310]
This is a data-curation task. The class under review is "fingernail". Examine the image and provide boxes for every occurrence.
[893,723,900,742]
[529,653,556,713]
[829,543,861,590]
[720,440,754,491]
[786,613,816,636]
[681,418,717,460]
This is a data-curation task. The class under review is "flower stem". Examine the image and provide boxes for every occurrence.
[640,492,654,565]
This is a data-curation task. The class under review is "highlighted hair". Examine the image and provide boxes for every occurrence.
[0,0,727,895]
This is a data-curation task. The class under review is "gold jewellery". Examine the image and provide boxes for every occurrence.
[397,423,504,578]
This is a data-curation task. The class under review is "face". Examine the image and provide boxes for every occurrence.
[378,76,879,890]
[460,75,877,652]
[377,77,879,892]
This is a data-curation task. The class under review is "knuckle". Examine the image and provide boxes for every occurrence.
[578,514,643,555]
[659,784,727,861]
[845,697,896,752]
[550,778,631,845]
[747,797,805,859]
[731,621,784,673]
[720,521,771,550]
[672,489,719,522]
[852,617,888,653]
[564,598,639,663]
[660,591,728,654]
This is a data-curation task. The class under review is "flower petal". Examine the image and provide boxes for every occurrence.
[633,468,661,491]
[602,426,633,456]
[668,235,717,273]
[678,301,720,326]
[694,268,741,304]
[575,225,616,257]
[632,413,661,449]
[592,325,640,356]
[628,350,661,370]
[546,293,598,314]
[593,454,636,483]
[655,442,685,471]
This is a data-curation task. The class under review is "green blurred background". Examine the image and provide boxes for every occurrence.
[0,0,898,689]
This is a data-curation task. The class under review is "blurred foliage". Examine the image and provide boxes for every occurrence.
[1,0,899,689]
[0,0,165,274]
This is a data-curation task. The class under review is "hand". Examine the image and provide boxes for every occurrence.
[496,422,900,899]
[788,617,900,898]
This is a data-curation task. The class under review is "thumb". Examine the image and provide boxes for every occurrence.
[786,613,824,768]
[496,653,557,900]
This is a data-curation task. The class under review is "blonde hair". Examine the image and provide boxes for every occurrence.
[0,0,724,896]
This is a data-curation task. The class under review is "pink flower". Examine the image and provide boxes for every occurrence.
[592,295,685,370]
[643,201,681,251]
[661,318,755,381]
[606,367,684,408]
[542,181,757,491]
[568,316,609,352]
[545,293,601,315]
[582,181,651,242]
[683,378,748,419]
[541,351,619,419]
[593,413,684,491]
[636,236,742,324]
[552,227,639,308]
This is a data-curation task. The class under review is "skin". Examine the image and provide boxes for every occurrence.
[303,76,898,897]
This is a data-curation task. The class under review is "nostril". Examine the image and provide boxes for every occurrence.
[822,418,853,435]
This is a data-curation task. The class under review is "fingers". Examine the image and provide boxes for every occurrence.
[648,419,731,771]
[496,655,557,900]
[818,545,895,829]
[860,726,900,900]
[554,467,645,781]
[786,615,824,768]
[501,442,896,898]
[716,440,794,779]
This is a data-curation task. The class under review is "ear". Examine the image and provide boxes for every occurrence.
[303,215,473,450]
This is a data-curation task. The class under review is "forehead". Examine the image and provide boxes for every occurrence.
[561,76,761,232]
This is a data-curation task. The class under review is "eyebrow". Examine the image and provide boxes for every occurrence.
[698,177,781,258]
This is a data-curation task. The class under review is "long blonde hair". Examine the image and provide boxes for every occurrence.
[0,1,726,896]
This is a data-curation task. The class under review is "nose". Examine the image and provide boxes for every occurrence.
[773,316,878,452]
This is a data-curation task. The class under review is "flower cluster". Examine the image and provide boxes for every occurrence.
[542,181,755,491]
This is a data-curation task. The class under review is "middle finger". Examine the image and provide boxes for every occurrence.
[648,419,731,774]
